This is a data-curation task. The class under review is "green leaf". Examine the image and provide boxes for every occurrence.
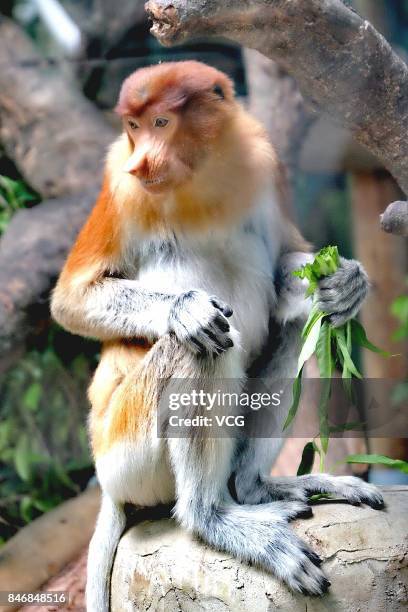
[318,378,331,453]
[329,421,364,433]
[334,328,362,378]
[345,454,408,474]
[309,493,333,502]
[312,245,339,277]
[312,440,325,472]
[54,462,77,492]
[297,315,323,376]
[297,442,315,476]
[283,369,303,430]
[301,305,325,340]
[391,295,408,323]
[22,382,42,412]
[32,498,56,513]
[71,355,89,379]
[316,322,333,378]
[350,320,390,356]
[293,246,339,297]
[20,497,34,523]
[14,436,32,482]
[346,320,352,354]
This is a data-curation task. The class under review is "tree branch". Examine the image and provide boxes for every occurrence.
[146,0,408,235]
[0,17,115,198]
[0,17,119,368]
[0,188,98,372]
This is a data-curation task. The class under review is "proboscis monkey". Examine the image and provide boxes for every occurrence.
[51,61,383,611]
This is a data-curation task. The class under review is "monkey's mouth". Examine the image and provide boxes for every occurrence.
[140,176,170,192]
[141,177,165,185]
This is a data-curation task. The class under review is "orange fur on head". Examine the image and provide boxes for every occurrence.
[105,59,282,235]
[115,60,235,118]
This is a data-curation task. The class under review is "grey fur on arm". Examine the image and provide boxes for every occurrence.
[51,277,176,341]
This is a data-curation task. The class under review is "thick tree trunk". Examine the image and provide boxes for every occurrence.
[146,0,408,234]
[111,487,407,611]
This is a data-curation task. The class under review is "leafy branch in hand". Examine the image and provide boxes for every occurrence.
[286,246,388,470]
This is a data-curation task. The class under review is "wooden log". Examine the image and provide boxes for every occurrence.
[0,486,100,612]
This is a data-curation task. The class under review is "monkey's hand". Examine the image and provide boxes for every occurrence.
[317,257,369,327]
[168,290,234,356]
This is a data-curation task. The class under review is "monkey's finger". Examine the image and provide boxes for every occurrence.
[212,313,230,333]
[187,335,208,356]
[197,328,233,354]
[205,326,234,350]
[210,297,233,317]
[302,546,323,567]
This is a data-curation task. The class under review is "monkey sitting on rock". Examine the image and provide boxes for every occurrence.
[51,61,383,611]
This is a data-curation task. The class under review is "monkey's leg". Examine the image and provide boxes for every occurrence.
[233,435,383,508]
[86,494,126,612]
[169,437,329,595]
[87,331,242,611]
[235,330,383,510]
[165,343,330,596]
[86,339,176,612]
[236,464,384,508]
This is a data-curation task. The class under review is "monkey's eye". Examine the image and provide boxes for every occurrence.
[154,117,169,128]
[128,119,139,130]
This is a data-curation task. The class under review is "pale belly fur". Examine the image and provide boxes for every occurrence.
[96,427,175,506]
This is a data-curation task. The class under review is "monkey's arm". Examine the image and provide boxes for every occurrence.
[51,274,176,341]
[52,274,233,349]
[51,184,233,347]
[50,182,177,341]
[274,251,369,325]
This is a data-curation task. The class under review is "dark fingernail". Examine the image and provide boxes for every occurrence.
[321,578,331,592]
[298,507,313,519]
[226,338,234,347]
[216,318,230,332]
[303,548,322,566]
[224,307,233,317]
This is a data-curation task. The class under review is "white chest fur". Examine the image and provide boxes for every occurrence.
[133,218,277,364]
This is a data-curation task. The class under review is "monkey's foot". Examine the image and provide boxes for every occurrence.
[237,474,384,509]
[260,526,330,595]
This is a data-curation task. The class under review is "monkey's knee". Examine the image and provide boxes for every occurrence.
[151,329,244,379]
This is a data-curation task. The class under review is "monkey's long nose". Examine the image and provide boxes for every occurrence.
[123,145,150,178]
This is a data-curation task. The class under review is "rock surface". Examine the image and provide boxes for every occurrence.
[111,486,407,611]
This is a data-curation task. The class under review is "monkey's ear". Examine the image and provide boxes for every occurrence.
[212,84,225,99]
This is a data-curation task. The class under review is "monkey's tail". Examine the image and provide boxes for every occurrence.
[86,494,126,612]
